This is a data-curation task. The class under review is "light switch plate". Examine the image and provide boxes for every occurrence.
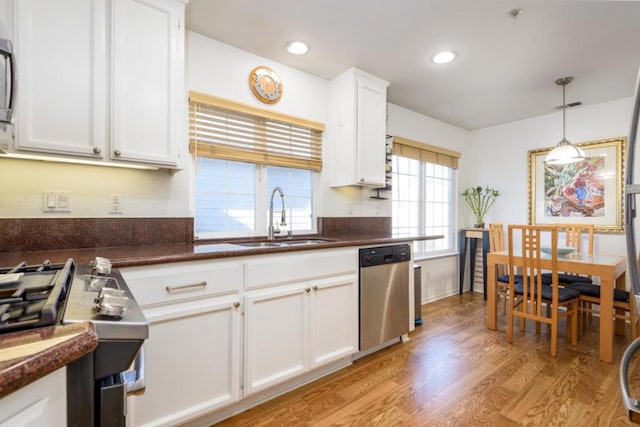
[42,191,71,213]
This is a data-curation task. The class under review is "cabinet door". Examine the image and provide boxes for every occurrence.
[244,285,309,395]
[0,367,66,427]
[15,0,107,157]
[111,0,183,166]
[127,297,241,427]
[310,274,358,368]
[355,76,387,185]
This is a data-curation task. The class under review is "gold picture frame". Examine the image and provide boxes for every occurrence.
[528,137,626,232]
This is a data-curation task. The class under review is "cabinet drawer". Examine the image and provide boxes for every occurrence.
[121,260,244,307]
[245,248,357,289]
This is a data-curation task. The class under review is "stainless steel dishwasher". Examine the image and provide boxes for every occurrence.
[359,244,411,351]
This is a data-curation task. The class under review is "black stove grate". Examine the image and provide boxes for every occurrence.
[0,259,75,333]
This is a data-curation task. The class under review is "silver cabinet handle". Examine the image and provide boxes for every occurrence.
[312,286,318,291]
[233,301,240,308]
[93,147,102,154]
[305,287,311,293]
[113,149,122,156]
[165,281,207,293]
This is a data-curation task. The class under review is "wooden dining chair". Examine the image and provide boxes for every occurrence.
[506,224,580,357]
[489,223,522,314]
[541,224,595,285]
[566,257,639,340]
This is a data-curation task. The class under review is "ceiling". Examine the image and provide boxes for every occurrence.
[186,0,640,131]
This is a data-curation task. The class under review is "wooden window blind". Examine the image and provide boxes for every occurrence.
[392,135,461,169]
[189,91,324,171]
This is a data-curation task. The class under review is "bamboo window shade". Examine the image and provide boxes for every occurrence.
[189,91,324,171]
[392,135,461,169]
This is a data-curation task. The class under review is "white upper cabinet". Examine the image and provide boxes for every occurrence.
[8,0,185,168]
[15,0,107,157]
[111,0,184,166]
[327,68,389,187]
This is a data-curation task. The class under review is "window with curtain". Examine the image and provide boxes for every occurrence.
[391,136,460,256]
[190,91,324,238]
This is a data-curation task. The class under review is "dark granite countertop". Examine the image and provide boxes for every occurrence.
[0,235,443,268]
[0,322,98,399]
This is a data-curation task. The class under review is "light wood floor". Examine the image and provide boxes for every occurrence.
[217,292,640,426]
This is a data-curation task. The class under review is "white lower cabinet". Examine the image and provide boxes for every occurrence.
[244,273,358,396]
[310,275,359,368]
[244,284,309,395]
[121,259,244,427]
[0,367,66,427]
[127,296,241,427]
[123,248,359,425]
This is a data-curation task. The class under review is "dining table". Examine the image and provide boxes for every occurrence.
[486,249,627,363]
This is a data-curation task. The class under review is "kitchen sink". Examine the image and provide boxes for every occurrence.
[235,242,283,248]
[277,239,328,246]
[235,239,331,248]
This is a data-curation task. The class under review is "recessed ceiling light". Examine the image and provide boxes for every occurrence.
[432,51,456,64]
[286,41,309,55]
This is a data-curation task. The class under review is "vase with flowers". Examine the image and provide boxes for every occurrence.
[462,186,500,228]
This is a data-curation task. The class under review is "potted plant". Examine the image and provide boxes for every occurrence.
[462,186,500,228]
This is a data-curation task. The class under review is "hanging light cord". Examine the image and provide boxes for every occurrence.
[556,76,573,145]
[561,81,567,142]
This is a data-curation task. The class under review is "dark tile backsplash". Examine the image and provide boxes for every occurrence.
[318,216,391,240]
[0,218,194,252]
[0,216,390,253]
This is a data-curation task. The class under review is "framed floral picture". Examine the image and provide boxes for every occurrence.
[528,137,626,232]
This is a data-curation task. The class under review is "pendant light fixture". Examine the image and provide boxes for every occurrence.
[545,76,586,165]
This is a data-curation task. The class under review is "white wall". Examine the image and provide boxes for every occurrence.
[468,97,635,258]
[187,32,397,218]
[0,32,331,219]
[5,26,634,301]
[405,96,638,299]
[187,32,328,123]
[386,103,470,301]
[0,157,190,218]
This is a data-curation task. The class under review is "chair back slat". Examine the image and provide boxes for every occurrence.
[560,224,594,255]
[489,223,507,276]
[506,224,578,357]
[508,225,559,316]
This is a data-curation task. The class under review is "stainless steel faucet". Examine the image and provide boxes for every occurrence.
[268,186,286,240]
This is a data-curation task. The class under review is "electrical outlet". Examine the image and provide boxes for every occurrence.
[110,194,123,214]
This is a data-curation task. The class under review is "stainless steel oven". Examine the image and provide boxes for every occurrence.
[64,263,148,427]
[0,258,148,427]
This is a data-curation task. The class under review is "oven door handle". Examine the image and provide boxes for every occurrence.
[123,345,146,395]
